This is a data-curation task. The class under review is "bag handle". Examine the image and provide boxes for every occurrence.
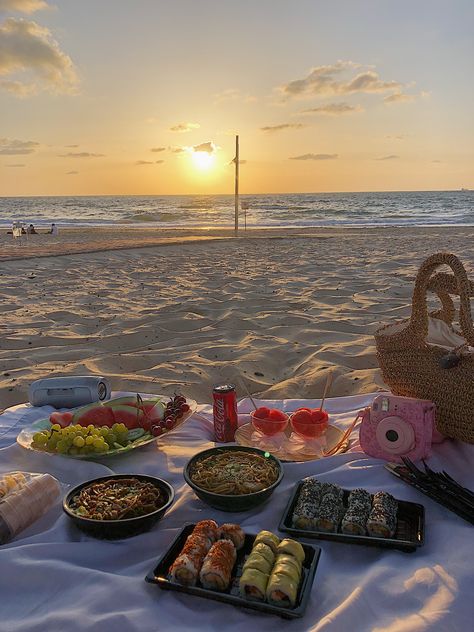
[410,253,474,346]
[427,274,456,323]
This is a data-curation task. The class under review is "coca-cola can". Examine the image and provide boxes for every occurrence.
[213,384,238,442]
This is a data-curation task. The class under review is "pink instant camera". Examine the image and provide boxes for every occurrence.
[359,394,444,462]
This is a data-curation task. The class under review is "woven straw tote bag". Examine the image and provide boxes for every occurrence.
[375,252,474,443]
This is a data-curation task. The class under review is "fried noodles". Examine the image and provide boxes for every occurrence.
[190,451,279,495]
[69,477,164,520]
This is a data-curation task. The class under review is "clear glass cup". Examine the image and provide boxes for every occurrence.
[290,409,329,440]
[250,411,289,437]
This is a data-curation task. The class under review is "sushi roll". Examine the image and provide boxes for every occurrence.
[266,565,301,609]
[199,539,236,591]
[218,523,245,550]
[348,488,372,509]
[239,567,269,602]
[251,542,275,565]
[291,479,323,529]
[253,530,280,554]
[320,482,343,501]
[367,492,398,538]
[341,488,372,536]
[372,491,398,513]
[276,539,305,564]
[242,551,273,576]
[193,519,219,544]
[169,534,211,586]
[315,494,344,532]
[272,553,302,577]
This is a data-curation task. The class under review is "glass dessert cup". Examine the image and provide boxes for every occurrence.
[250,411,289,437]
[290,409,329,440]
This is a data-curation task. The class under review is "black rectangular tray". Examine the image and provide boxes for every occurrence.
[145,523,321,619]
[279,480,425,552]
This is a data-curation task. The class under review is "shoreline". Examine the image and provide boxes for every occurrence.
[0,224,470,261]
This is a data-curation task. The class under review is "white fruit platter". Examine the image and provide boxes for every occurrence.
[17,393,197,460]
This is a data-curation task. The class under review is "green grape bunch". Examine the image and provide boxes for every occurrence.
[32,423,130,456]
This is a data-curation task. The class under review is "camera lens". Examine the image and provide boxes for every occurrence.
[385,429,399,442]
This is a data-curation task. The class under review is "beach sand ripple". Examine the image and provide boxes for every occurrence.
[1,227,473,409]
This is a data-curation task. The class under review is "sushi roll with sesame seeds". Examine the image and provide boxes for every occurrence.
[314,493,344,533]
[291,478,323,529]
[367,492,398,538]
[341,488,372,536]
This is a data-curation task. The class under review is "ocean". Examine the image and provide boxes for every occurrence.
[0,191,472,229]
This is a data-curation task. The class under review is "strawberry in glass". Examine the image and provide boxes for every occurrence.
[290,408,329,439]
[251,406,289,436]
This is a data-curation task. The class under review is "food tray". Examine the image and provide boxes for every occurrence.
[145,523,321,619]
[279,480,424,553]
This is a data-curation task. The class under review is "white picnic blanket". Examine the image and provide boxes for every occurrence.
[0,393,472,632]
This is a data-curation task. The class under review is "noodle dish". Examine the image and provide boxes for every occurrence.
[184,446,283,512]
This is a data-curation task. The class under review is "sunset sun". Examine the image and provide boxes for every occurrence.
[191,151,215,171]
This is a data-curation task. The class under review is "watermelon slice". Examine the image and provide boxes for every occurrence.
[109,404,144,430]
[103,395,139,408]
[72,403,115,427]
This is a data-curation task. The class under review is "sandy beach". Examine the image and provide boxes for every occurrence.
[1,226,473,410]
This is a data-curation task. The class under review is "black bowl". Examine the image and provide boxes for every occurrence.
[63,474,174,539]
[183,445,283,512]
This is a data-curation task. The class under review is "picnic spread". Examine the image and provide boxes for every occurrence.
[0,390,472,632]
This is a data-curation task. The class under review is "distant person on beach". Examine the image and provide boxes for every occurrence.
[26,224,37,235]
[48,223,59,236]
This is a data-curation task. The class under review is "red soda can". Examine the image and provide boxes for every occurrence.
[213,384,238,442]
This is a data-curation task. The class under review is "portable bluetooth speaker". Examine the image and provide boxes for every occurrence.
[28,376,111,409]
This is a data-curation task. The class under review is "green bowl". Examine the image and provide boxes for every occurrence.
[183,445,283,512]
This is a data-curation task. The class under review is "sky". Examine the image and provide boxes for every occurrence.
[0,0,473,196]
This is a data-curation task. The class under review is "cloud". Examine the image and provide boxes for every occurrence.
[155,159,164,164]
[0,17,78,96]
[0,78,35,95]
[281,61,403,99]
[301,102,363,115]
[214,88,257,104]
[169,122,200,133]
[432,160,442,163]
[65,144,79,148]
[0,137,39,154]
[384,92,415,104]
[261,123,307,133]
[6,162,25,166]
[0,0,48,13]
[66,170,78,175]
[59,152,105,158]
[289,153,338,161]
[375,154,400,161]
[135,160,154,165]
[170,147,185,153]
[193,141,216,153]
[150,146,165,152]
[385,134,405,140]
